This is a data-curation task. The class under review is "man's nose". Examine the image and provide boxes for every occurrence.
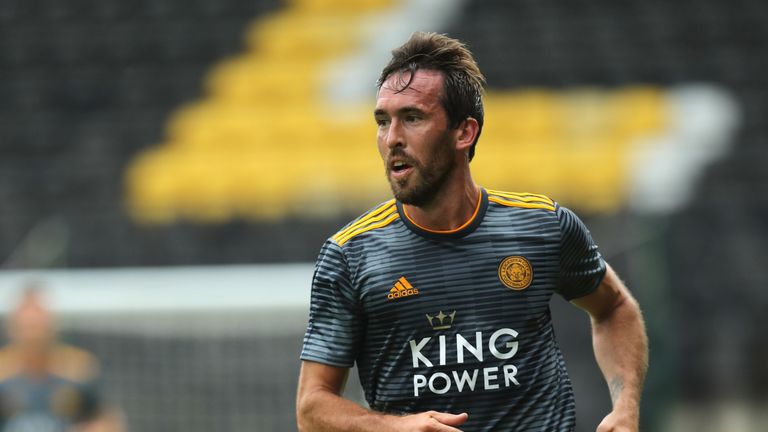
[384,119,404,150]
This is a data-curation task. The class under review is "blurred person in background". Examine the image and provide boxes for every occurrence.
[297,32,648,431]
[0,284,125,432]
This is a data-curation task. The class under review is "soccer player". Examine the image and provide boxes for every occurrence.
[297,32,648,432]
[0,285,126,432]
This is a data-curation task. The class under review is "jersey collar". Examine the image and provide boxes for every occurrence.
[396,187,488,240]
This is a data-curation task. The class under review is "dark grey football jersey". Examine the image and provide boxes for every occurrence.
[301,188,606,431]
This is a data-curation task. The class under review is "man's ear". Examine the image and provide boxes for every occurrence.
[455,117,479,153]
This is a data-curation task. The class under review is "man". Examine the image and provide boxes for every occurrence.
[297,32,647,431]
[0,286,125,432]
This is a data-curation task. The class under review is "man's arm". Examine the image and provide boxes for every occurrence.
[571,264,648,432]
[296,361,468,432]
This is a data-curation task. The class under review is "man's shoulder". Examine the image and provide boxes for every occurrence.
[0,345,23,381]
[485,189,557,212]
[0,344,99,383]
[49,344,100,383]
[329,199,400,247]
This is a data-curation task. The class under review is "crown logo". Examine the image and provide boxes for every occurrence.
[426,310,456,330]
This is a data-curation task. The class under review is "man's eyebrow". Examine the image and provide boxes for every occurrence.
[399,107,425,115]
[373,106,425,117]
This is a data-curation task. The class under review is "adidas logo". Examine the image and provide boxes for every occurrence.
[388,277,419,300]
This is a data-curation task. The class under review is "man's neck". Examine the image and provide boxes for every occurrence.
[7,343,52,378]
[403,179,480,232]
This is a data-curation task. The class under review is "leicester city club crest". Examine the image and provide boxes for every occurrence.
[498,256,533,290]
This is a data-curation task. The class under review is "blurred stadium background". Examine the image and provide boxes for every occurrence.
[1,0,766,430]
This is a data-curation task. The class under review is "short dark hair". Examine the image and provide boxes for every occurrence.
[377,32,486,161]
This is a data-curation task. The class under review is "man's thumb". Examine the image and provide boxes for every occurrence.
[431,412,469,426]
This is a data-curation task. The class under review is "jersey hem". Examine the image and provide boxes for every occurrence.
[561,259,607,301]
[299,354,355,369]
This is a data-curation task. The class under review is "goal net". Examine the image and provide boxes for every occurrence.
[0,265,365,432]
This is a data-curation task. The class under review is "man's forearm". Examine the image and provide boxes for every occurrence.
[297,388,394,432]
[591,294,648,414]
[297,390,469,432]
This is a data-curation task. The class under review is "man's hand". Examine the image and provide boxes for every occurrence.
[596,408,638,432]
[395,411,469,432]
[298,361,469,431]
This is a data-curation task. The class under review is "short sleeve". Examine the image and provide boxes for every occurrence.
[556,205,607,300]
[300,240,363,368]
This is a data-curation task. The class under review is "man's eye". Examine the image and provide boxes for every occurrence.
[376,118,389,127]
[405,115,419,122]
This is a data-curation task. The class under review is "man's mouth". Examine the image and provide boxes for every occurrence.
[390,160,414,178]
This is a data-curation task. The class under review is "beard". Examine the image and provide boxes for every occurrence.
[386,132,456,207]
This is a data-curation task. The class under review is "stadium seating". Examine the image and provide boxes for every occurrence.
[0,0,284,265]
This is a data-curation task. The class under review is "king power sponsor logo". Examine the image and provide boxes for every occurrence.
[409,328,521,397]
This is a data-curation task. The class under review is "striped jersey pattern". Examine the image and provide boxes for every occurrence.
[301,188,606,431]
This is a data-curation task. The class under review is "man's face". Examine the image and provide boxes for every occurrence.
[374,69,457,206]
[9,293,55,350]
